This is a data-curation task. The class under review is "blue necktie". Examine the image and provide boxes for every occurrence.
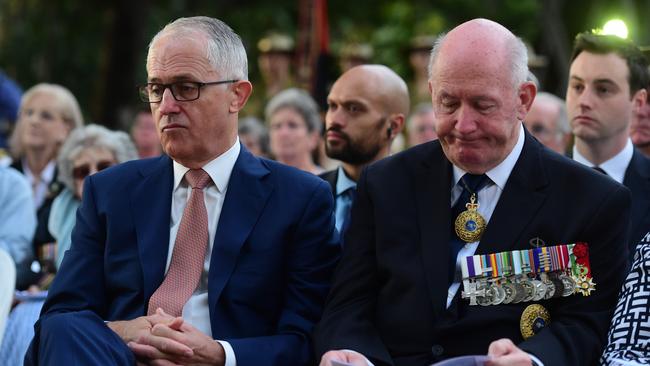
[339,187,357,246]
[448,174,490,285]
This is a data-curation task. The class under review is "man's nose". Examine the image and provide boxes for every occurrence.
[158,88,180,114]
[454,106,478,133]
[325,110,345,130]
[576,88,595,110]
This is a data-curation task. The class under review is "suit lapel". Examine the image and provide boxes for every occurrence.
[130,156,174,307]
[477,133,548,254]
[623,149,650,245]
[320,169,338,196]
[208,146,272,329]
[416,142,453,316]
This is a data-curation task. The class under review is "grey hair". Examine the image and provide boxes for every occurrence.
[534,91,570,134]
[427,32,530,88]
[264,88,322,134]
[148,16,248,80]
[9,83,84,159]
[526,70,541,89]
[57,124,138,192]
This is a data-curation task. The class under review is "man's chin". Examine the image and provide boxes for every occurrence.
[325,145,346,159]
[446,149,498,173]
[633,139,650,148]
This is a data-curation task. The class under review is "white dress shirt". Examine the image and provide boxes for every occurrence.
[573,139,634,184]
[22,159,56,209]
[447,123,525,308]
[169,138,240,366]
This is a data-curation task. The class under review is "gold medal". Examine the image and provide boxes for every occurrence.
[574,275,596,296]
[454,193,486,242]
[520,304,551,340]
[572,264,596,296]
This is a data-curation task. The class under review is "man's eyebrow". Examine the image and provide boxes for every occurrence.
[593,78,619,87]
[437,91,455,99]
[569,75,620,89]
[147,75,199,83]
[328,96,367,106]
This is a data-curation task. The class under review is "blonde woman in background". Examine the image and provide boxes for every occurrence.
[9,84,83,290]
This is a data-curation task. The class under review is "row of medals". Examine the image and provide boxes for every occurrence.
[461,245,595,307]
[455,192,594,306]
[469,271,581,306]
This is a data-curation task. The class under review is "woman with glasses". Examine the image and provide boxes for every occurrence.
[0,124,137,365]
[49,124,137,270]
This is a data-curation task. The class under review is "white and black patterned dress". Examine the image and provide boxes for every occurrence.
[601,231,650,365]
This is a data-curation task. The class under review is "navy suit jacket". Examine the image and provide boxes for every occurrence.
[314,132,630,366]
[623,149,650,255]
[29,146,340,365]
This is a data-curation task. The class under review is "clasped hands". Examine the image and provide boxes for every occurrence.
[107,308,225,366]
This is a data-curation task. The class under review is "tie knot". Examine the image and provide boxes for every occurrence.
[460,173,489,193]
[185,169,211,189]
[342,186,356,199]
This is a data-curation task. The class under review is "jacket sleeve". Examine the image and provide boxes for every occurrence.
[313,170,395,366]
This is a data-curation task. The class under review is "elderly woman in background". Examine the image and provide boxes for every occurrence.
[266,88,324,174]
[48,124,137,270]
[0,124,137,365]
[9,84,83,289]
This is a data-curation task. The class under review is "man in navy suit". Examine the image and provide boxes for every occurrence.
[315,19,630,366]
[567,31,650,259]
[26,16,339,366]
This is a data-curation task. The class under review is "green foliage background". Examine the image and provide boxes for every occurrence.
[0,0,647,129]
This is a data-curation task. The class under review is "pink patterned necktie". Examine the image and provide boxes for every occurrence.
[148,169,212,316]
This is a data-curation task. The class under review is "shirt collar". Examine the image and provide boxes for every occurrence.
[335,166,357,196]
[452,123,525,190]
[572,139,633,184]
[22,159,56,182]
[172,137,241,193]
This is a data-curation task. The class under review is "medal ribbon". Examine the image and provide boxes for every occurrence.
[530,249,539,274]
[502,252,512,277]
[521,250,532,275]
[512,250,522,276]
[490,253,498,278]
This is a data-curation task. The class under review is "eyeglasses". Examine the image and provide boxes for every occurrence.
[72,161,115,180]
[138,80,238,103]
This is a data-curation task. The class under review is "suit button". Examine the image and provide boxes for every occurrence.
[431,344,444,357]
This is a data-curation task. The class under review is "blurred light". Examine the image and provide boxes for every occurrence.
[602,19,628,39]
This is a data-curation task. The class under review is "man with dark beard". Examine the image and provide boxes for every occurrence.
[319,65,409,234]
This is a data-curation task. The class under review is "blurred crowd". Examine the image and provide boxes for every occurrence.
[0,15,649,366]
